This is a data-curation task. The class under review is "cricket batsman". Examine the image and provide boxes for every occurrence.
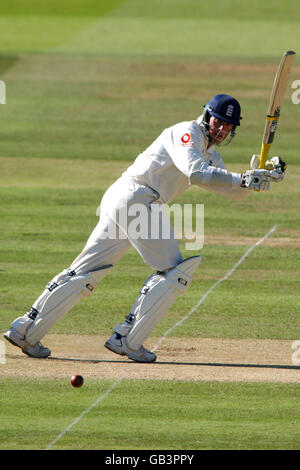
[4,94,286,362]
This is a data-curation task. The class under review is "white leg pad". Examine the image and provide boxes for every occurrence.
[125,256,201,350]
[10,265,113,346]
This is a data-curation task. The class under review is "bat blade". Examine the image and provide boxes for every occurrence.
[258,50,296,169]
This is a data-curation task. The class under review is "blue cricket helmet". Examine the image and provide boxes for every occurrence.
[206,94,242,127]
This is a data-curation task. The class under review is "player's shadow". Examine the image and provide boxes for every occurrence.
[47,356,300,370]
[7,353,300,370]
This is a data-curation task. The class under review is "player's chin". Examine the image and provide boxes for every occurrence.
[211,134,226,144]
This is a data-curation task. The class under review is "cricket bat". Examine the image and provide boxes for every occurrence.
[258,50,296,169]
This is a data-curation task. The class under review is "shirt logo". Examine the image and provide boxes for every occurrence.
[180,133,194,146]
[181,133,191,143]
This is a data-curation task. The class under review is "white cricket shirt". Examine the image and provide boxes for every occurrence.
[122,120,240,204]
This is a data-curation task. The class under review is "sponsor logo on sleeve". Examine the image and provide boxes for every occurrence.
[180,133,194,146]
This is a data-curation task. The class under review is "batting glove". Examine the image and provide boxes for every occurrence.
[241,169,271,191]
[265,156,286,182]
[250,154,260,170]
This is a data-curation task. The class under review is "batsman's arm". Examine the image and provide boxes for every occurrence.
[190,166,242,189]
[190,167,280,193]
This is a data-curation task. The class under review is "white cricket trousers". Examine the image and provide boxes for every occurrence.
[69,177,183,275]
[9,177,184,347]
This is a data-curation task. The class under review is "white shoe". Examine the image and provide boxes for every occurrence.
[104,333,126,356]
[4,328,51,358]
[105,333,156,363]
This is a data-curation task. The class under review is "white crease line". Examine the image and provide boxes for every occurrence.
[45,224,277,450]
[45,377,124,450]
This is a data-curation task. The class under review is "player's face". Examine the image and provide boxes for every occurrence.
[208,117,233,144]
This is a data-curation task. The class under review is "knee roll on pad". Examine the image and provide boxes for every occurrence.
[125,256,201,350]
[11,265,113,345]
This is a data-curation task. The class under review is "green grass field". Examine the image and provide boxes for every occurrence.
[0,0,300,451]
[1,378,300,450]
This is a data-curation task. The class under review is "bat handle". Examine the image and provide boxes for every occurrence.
[258,143,271,169]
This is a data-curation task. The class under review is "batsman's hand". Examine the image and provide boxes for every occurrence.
[266,156,286,182]
[250,154,286,182]
[241,169,271,191]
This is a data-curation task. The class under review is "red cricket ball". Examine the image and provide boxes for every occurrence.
[71,374,84,388]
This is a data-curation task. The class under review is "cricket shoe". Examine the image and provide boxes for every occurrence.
[105,333,156,363]
[104,333,126,356]
[3,328,51,358]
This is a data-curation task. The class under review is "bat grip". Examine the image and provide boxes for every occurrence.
[258,143,271,169]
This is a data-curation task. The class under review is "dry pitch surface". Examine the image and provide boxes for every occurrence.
[2,335,300,384]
